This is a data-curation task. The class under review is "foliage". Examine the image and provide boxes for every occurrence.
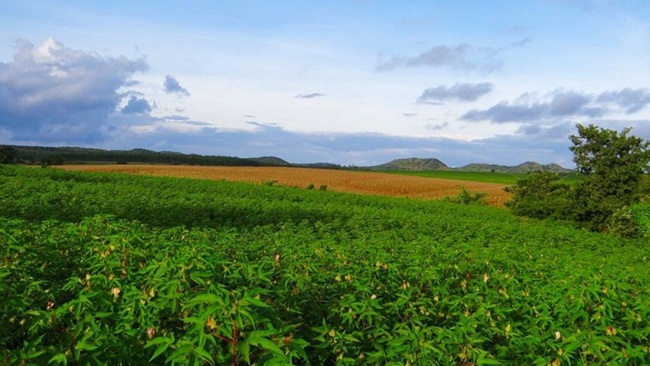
[2,166,650,364]
[5,145,287,167]
[607,206,642,238]
[387,169,579,185]
[0,145,17,164]
[569,124,650,231]
[630,204,650,237]
[506,124,650,234]
[504,171,572,219]
[446,187,487,205]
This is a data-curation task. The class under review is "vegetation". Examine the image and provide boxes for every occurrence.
[504,171,572,219]
[5,145,291,167]
[506,124,650,236]
[385,170,580,185]
[569,124,650,231]
[0,145,17,164]
[59,164,512,206]
[2,165,650,365]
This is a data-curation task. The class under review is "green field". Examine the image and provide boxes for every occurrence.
[2,165,650,365]
[382,170,581,185]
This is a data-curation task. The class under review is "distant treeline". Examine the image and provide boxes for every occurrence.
[0,145,292,167]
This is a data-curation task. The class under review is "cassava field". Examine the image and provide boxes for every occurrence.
[2,164,650,365]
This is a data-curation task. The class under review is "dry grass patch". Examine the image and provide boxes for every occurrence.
[61,165,511,206]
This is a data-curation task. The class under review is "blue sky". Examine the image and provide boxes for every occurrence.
[1,0,649,167]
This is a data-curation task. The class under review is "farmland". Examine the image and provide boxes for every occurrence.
[2,164,650,365]
[60,164,512,206]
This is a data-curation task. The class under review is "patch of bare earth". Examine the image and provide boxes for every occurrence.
[60,165,511,207]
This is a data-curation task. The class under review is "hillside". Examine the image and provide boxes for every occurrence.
[458,161,573,174]
[368,157,449,171]
[368,157,572,173]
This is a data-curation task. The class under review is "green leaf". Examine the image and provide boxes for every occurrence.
[167,344,193,363]
[149,342,170,362]
[48,353,68,366]
[185,293,224,307]
[243,295,270,308]
[476,357,502,365]
[251,337,284,356]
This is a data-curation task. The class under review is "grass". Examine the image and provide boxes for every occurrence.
[382,169,581,185]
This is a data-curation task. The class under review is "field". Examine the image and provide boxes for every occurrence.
[382,170,581,185]
[2,165,650,365]
[59,165,512,206]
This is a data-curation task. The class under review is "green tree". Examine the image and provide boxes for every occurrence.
[0,145,18,164]
[569,124,650,231]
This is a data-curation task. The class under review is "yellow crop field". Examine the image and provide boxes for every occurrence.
[61,165,512,206]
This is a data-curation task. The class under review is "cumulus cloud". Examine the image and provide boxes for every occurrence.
[164,75,190,96]
[376,39,530,73]
[461,88,649,123]
[295,92,326,99]
[122,96,152,114]
[417,83,494,104]
[596,88,650,114]
[0,37,148,143]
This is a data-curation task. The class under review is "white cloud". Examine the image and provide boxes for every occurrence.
[0,37,148,142]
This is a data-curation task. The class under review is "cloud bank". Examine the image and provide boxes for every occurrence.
[461,88,650,123]
[0,37,148,143]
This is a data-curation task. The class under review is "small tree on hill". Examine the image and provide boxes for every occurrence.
[569,124,650,231]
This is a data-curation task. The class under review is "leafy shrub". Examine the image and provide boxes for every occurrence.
[607,205,641,237]
[448,187,487,205]
[504,171,571,219]
[630,203,650,237]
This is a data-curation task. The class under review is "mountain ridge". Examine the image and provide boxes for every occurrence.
[1,145,573,172]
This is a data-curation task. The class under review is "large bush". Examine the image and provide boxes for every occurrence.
[504,171,571,219]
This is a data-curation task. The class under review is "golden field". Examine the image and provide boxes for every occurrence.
[61,165,512,207]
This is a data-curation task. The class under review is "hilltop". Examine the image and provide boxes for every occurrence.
[367,158,449,171]
[457,161,572,174]
[369,157,572,173]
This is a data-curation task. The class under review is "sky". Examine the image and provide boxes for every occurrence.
[0,0,649,167]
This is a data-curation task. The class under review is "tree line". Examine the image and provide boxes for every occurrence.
[0,145,283,167]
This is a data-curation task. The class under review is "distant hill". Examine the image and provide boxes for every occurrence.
[2,145,573,173]
[368,158,449,171]
[366,157,572,173]
[247,156,291,166]
[457,161,573,174]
